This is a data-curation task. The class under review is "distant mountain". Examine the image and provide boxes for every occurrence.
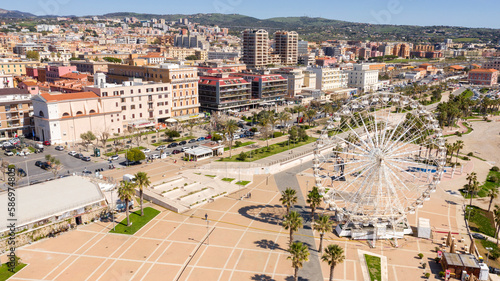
[0,8,35,18]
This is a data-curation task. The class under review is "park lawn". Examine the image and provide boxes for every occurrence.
[364,254,382,281]
[110,207,160,235]
[222,178,235,182]
[463,90,474,99]
[466,205,496,237]
[236,181,251,186]
[453,37,479,42]
[0,262,27,281]
[478,240,500,267]
[224,141,256,151]
[151,135,195,147]
[205,175,216,178]
[461,170,500,198]
[219,138,317,162]
[104,146,146,157]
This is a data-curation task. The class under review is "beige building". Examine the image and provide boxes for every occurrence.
[307,66,348,91]
[0,60,43,76]
[242,29,269,68]
[274,31,298,65]
[0,88,34,141]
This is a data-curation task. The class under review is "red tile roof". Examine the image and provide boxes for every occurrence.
[40,91,99,102]
[469,68,498,73]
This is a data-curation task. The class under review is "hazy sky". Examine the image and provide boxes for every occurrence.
[2,0,500,28]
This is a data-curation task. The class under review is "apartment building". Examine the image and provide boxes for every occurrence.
[13,43,46,56]
[468,69,499,86]
[106,64,200,119]
[0,88,34,141]
[198,74,255,112]
[347,64,380,92]
[241,29,269,68]
[483,59,500,71]
[273,31,298,65]
[232,73,287,103]
[0,72,14,88]
[307,66,348,91]
[271,67,305,97]
[0,61,43,76]
[45,65,78,83]
[70,60,109,74]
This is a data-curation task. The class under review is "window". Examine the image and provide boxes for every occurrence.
[76,111,83,115]
[159,110,163,115]
[139,96,142,101]
[158,95,162,99]
[121,98,125,102]
[39,110,44,117]
[139,104,142,109]
[138,89,141,93]
[131,89,134,94]
[123,115,126,120]
[116,102,119,107]
[131,105,135,109]
[89,109,96,114]
[102,92,108,96]
[131,97,134,102]
[120,90,124,95]
[121,106,126,110]
[62,112,70,117]
[132,114,135,118]
[140,113,142,117]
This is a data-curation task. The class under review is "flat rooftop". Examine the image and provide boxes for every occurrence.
[0,176,105,232]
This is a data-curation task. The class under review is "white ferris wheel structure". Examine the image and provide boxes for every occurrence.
[313,92,447,240]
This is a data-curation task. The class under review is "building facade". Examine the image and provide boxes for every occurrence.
[0,88,34,141]
[483,59,500,71]
[273,31,298,65]
[468,69,499,86]
[198,74,254,112]
[233,73,287,104]
[241,29,269,68]
[347,64,380,92]
[70,60,109,74]
[307,66,348,91]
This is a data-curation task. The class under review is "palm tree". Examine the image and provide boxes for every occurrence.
[283,211,303,245]
[307,186,322,224]
[134,171,151,216]
[118,180,136,226]
[488,188,499,213]
[278,111,291,133]
[322,244,345,281]
[280,187,298,215]
[288,241,310,281]
[305,109,317,126]
[224,119,239,157]
[314,214,334,253]
[259,114,271,148]
[466,172,479,207]
[455,140,464,165]
[494,205,500,245]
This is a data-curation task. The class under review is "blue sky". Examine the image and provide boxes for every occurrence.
[2,0,500,28]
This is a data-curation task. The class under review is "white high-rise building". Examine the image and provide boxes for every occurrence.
[307,66,348,91]
[347,64,380,93]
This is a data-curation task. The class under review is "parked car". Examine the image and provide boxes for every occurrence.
[82,170,92,175]
[188,139,197,143]
[17,168,27,177]
[167,143,178,148]
[156,145,166,151]
[179,140,187,145]
[142,148,151,153]
[190,145,199,149]
[18,151,30,156]
[180,147,189,152]
[74,153,83,159]
[4,151,14,156]
[161,151,171,157]
[150,154,160,159]
[172,149,181,154]
[205,135,212,139]
[108,155,119,161]
[233,135,240,140]
[196,137,205,141]
[472,233,486,240]
[55,145,64,151]
[43,140,51,146]
[35,160,43,167]
[40,162,51,170]
[489,266,500,274]
[2,141,11,147]
[68,151,77,157]
[81,156,91,162]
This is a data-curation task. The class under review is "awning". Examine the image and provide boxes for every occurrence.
[184,147,213,157]
[165,118,178,123]
[128,120,155,128]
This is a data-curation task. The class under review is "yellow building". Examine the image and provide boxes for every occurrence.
[0,61,43,76]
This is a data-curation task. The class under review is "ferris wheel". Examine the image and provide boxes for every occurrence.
[313,92,446,239]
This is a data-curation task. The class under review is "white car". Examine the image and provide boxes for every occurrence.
[150,154,160,159]
[233,135,240,140]
[108,155,119,161]
[68,151,77,156]
[142,148,151,153]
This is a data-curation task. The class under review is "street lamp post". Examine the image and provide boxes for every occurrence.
[486,247,493,266]
[24,156,29,186]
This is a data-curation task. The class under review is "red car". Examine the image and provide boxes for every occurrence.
[43,141,51,146]
[205,135,212,139]
[172,149,181,154]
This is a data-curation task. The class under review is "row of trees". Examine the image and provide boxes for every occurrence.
[117,171,151,226]
[279,187,344,281]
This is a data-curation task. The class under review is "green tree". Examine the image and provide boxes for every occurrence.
[306,186,322,224]
[288,126,298,143]
[165,129,180,140]
[186,55,198,60]
[118,180,136,226]
[314,214,334,254]
[126,148,146,162]
[322,244,345,281]
[298,127,308,142]
[288,242,310,281]
[465,172,480,207]
[103,57,122,63]
[134,171,151,216]
[224,119,239,157]
[454,140,464,165]
[278,111,291,133]
[80,131,96,151]
[283,210,303,246]
[26,50,39,61]
[280,187,298,215]
[44,154,63,179]
[305,108,317,126]
[489,188,499,213]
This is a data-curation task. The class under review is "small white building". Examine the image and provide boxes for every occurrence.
[417,217,431,239]
[347,64,380,93]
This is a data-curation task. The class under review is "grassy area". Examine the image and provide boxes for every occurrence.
[466,205,496,237]
[109,207,160,235]
[0,262,27,280]
[384,58,432,63]
[461,170,500,198]
[478,240,500,267]
[463,89,474,99]
[224,141,256,151]
[205,175,216,178]
[151,136,195,147]
[219,137,317,162]
[236,181,251,186]
[453,37,479,42]
[222,178,235,182]
[364,254,382,281]
[104,146,146,157]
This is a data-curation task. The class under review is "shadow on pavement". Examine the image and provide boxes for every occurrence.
[254,239,283,251]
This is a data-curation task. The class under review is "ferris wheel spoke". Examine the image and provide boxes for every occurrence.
[334,135,370,154]
[345,163,379,207]
[358,111,376,149]
[343,118,374,152]
[334,162,377,193]
[384,159,428,183]
[386,131,428,157]
[383,113,423,153]
[380,110,410,151]
[382,163,412,202]
[386,148,423,159]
